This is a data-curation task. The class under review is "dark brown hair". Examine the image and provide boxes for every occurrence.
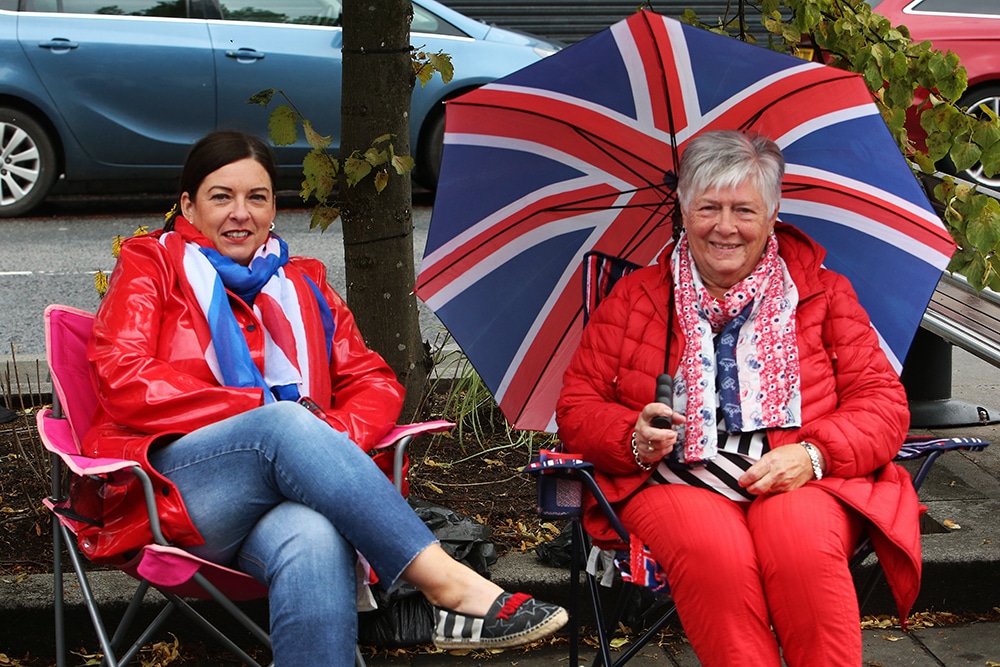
[164,130,277,230]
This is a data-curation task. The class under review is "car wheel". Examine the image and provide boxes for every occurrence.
[955,84,1000,190]
[0,108,58,218]
[414,107,445,191]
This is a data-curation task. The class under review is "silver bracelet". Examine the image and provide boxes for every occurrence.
[801,442,824,480]
[631,432,653,471]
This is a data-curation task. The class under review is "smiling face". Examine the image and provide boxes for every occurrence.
[682,179,777,298]
[180,157,276,266]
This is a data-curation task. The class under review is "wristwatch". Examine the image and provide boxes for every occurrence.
[800,442,824,480]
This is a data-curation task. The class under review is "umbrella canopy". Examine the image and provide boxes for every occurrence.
[415,10,956,432]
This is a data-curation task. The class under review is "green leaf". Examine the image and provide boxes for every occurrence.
[344,155,372,187]
[428,51,454,84]
[364,147,388,167]
[310,204,340,232]
[247,88,276,106]
[268,105,299,146]
[303,120,332,150]
[413,60,434,88]
[912,150,937,174]
[972,118,1000,151]
[374,170,389,193]
[950,141,982,173]
[391,153,415,175]
[302,149,337,202]
[980,141,1000,178]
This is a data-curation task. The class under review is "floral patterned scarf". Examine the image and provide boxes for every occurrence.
[670,233,802,464]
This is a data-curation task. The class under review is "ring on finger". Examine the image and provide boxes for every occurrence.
[646,444,655,451]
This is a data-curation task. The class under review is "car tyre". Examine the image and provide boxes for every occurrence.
[414,107,445,191]
[0,108,58,218]
[953,84,1000,191]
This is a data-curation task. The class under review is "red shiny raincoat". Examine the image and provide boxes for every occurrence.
[80,229,404,561]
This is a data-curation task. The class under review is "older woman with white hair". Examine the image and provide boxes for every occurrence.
[557,130,919,666]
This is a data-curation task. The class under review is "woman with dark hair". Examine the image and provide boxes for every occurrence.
[557,130,918,666]
[85,130,567,666]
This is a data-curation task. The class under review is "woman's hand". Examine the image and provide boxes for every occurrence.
[739,444,822,495]
[632,403,684,467]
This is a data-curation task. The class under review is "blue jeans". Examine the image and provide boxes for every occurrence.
[148,401,437,667]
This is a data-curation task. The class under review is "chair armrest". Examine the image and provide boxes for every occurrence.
[896,435,989,460]
[372,419,454,449]
[524,450,631,543]
[895,436,990,493]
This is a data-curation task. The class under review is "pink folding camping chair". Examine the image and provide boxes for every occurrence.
[39,304,452,667]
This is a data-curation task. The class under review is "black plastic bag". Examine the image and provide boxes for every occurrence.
[409,497,497,576]
[535,522,586,569]
[357,497,498,647]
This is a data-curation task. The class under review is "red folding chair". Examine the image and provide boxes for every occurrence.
[39,304,452,667]
[525,252,991,667]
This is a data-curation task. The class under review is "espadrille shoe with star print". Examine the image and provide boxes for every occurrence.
[432,591,568,649]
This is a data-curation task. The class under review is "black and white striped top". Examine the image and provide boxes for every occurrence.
[646,329,771,502]
[647,430,769,502]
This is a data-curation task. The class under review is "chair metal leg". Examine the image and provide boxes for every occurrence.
[53,511,66,667]
[355,645,368,667]
[568,518,582,667]
[159,591,266,667]
[573,520,616,667]
[59,523,120,667]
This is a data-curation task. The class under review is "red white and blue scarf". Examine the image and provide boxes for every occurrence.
[160,218,335,403]
[671,233,801,464]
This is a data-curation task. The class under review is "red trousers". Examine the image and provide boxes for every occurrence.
[618,484,864,667]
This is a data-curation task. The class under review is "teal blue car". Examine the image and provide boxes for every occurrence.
[0,0,560,216]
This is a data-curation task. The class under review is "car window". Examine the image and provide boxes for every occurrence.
[20,0,185,15]
[412,3,465,37]
[219,0,339,25]
[909,0,1000,16]
[1,0,16,9]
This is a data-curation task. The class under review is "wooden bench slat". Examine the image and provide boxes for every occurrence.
[923,273,1000,367]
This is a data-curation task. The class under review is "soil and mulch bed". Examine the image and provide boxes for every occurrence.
[0,398,560,581]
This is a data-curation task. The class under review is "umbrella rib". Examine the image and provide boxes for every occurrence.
[453,98,676,194]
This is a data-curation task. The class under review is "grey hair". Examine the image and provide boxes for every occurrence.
[676,130,785,218]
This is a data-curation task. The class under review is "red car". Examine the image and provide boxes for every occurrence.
[867,0,1000,189]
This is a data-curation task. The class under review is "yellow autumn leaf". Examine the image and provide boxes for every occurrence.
[943,518,961,530]
[94,270,109,297]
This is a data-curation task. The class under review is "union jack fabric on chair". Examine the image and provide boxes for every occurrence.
[524,252,991,667]
[39,304,452,667]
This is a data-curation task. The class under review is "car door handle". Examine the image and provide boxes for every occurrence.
[38,39,79,52]
[226,48,265,61]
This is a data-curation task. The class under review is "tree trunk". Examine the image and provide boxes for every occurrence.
[340,0,430,420]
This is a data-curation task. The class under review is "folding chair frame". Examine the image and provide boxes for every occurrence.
[528,435,989,667]
[45,388,274,667]
[525,251,991,667]
[41,304,452,667]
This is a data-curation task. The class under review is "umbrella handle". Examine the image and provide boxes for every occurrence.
[650,373,674,429]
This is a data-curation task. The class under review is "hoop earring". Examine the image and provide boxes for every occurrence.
[269,221,275,232]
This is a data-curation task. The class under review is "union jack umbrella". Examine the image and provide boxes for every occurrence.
[415,10,956,432]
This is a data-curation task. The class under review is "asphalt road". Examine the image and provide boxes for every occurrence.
[0,193,440,362]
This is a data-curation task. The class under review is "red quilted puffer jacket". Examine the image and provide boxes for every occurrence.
[556,222,921,620]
